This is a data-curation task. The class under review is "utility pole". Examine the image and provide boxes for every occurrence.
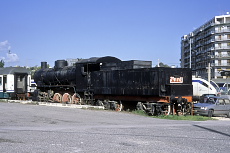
[189,38,192,69]
[208,62,211,94]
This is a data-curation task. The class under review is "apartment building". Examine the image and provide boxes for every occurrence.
[181,13,230,83]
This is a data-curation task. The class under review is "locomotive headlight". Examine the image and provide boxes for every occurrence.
[201,107,208,110]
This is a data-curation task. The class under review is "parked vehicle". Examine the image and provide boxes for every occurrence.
[194,96,230,117]
[192,77,220,101]
[0,67,32,100]
[198,94,217,103]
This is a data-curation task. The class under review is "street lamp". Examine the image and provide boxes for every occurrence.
[189,38,192,68]
[207,62,211,94]
[188,32,193,69]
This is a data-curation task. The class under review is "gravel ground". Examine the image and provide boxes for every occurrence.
[0,102,230,153]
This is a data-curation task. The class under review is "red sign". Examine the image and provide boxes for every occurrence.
[170,77,183,83]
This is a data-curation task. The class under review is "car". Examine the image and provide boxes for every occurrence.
[199,94,217,103]
[194,96,230,117]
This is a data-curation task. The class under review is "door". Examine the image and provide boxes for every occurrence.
[0,75,3,98]
[0,76,2,92]
[215,99,227,115]
[3,75,7,92]
[224,99,230,114]
[14,73,28,94]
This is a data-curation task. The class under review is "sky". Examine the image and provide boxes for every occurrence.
[0,0,230,67]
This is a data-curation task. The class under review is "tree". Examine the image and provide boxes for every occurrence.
[0,60,4,68]
[155,62,170,67]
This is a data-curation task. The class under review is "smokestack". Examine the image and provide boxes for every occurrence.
[41,62,47,69]
[54,60,67,69]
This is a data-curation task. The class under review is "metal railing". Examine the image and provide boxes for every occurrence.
[215,29,230,33]
[214,63,230,66]
[215,46,230,50]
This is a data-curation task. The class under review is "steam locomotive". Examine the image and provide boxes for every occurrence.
[33,56,193,115]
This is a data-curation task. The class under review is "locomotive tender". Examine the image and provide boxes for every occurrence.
[33,56,193,115]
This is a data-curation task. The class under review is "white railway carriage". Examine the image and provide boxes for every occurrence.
[0,67,32,99]
[192,77,220,101]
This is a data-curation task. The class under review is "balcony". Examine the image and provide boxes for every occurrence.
[215,46,230,50]
[215,37,230,42]
[214,63,230,66]
[215,54,230,59]
[215,29,230,33]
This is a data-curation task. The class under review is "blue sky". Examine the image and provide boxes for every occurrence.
[0,0,230,67]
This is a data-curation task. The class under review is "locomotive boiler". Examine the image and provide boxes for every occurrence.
[33,56,193,115]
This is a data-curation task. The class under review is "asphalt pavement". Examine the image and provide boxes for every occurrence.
[0,102,230,153]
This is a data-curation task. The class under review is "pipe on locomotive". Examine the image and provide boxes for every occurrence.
[41,62,47,69]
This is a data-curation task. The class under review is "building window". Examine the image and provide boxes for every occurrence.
[217,18,224,24]
[228,60,230,65]
[218,43,222,48]
[218,60,221,66]
[218,26,222,32]
[228,51,230,56]
[227,34,230,39]
[218,35,222,40]
[218,51,221,56]
[227,26,230,30]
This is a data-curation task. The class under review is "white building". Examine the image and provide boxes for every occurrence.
[181,13,230,84]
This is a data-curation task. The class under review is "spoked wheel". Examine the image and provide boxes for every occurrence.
[183,102,192,115]
[53,93,62,103]
[72,93,80,104]
[115,102,123,111]
[95,100,104,106]
[62,93,72,104]
[136,102,144,110]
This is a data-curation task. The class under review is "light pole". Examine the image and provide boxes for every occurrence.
[208,62,211,94]
[189,38,192,68]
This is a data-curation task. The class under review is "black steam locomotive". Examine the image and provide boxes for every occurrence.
[33,56,193,115]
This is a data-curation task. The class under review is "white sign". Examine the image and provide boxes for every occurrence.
[170,77,183,83]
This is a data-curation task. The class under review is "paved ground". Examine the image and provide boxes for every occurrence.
[0,102,230,153]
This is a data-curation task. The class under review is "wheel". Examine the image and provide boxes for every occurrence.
[227,111,230,118]
[62,93,72,104]
[53,93,62,103]
[136,102,144,110]
[115,102,123,111]
[110,102,116,110]
[48,90,54,99]
[208,110,214,117]
[103,101,109,110]
[72,93,80,104]
[95,100,104,106]
[148,104,156,116]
